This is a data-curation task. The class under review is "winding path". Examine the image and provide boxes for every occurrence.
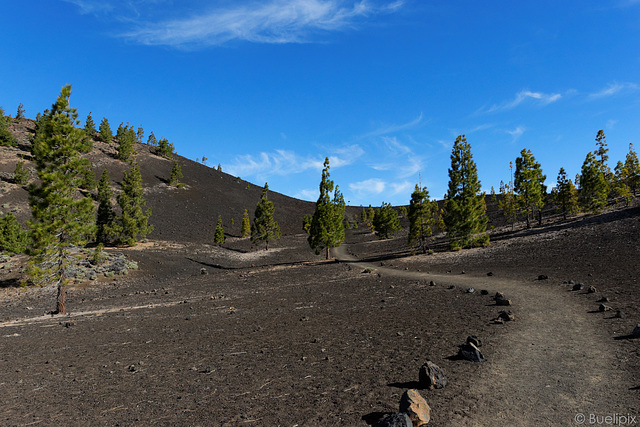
[334,244,631,426]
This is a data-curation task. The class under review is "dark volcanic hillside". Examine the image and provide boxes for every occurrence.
[1,117,315,243]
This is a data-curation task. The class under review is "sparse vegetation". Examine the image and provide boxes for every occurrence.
[155,138,174,159]
[372,202,401,239]
[307,157,345,259]
[112,163,153,246]
[552,168,579,220]
[169,161,183,187]
[0,213,29,254]
[84,112,96,138]
[98,117,113,144]
[241,209,251,238]
[442,135,488,249]
[13,160,29,185]
[27,85,96,314]
[514,148,546,228]
[96,169,115,244]
[0,107,17,146]
[116,123,137,162]
[251,183,280,250]
[408,184,437,253]
[16,103,25,120]
[214,215,225,244]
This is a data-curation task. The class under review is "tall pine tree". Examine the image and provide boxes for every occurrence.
[84,112,96,138]
[307,157,345,259]
[442,135,488,249]
[28,85,96,314]
[0,107,17,147]
[373,202,401,239]
[214,216,226,244]
[408,184,437,253]
[251,183,281,250]
[579,151,608,213]
[514,148,546,228]
[241,209,251,238]
[113,163,153,245]
[553,168,579,220]
[98,117,113,144]
[624,143,640,196]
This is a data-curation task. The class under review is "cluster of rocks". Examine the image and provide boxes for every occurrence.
[458,335,485,362]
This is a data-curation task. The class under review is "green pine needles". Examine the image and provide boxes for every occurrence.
[514,148,546,228]
[0,107,17,147]
[307,157,345,259]
[27,85,96,314]
[214,216,225,244]
[442,135,488,250]
[408,184,438,253]
[251,183,281,250]
[113,163,153,246]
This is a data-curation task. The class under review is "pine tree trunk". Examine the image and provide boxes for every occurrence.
[56,283,66,314]
[326,246,330,260]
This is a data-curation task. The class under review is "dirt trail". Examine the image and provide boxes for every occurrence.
[334,245,630,426]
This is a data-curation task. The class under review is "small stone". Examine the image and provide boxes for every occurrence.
[377,413,413,427]
[200,268,208,275]
[480,289,489,295]
[599,304,612,312]
[399,389,431,427]
[587,286,597,294]
[497,310,515,322]
[487,272,494,276]
[598,297,610,303]
[568,280,575,285]
[614,310,625,319]
[494,292,506,301]
[466,287,475,293]
[448,285,455,290]
[466,335,482,347]
[496,298,512,306]
[458,342,484,362]
[429,281,436,286]
[418,360,448,390]
[632,324,640,338]
[572,283,584,291]
[128,364,137,372]
[538,274,548,280]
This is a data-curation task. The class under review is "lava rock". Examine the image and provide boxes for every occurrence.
[458,342,485,362]
[598,297,610,303]
[599,304,612,312]
[466,288,475,293]
[429,280,436,287]
[480,289,489,295]
[587,286,597,294]
[496,310,515,322]
[538,274,548,280]
[572,283,584,291]
[614,310,625,319]
[399,389,431,426]
[466,335,482,347]
[377,413,413,427]
[418,360,448,390]
[632,324,640,338]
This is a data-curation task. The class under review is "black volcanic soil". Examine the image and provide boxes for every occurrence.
[0,117,639,425]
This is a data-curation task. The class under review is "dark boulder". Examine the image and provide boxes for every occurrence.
[418,360,448,390]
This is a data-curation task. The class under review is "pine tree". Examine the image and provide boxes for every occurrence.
[27,85,96,314]
[624,143,640,196]
[612,161,633,206]
[0,107,17,147]
[0,213,29,254]
[514,148,546,228]
[579,151,608,213]
[136,125,144,143]
[99,117,113,144]
[16,103,25,120]
[147,131,157,146]
[155,138,174,159]
[96,169,115,244]
[307,157,345,259]
[251,183,281,250]
[595,130,611,178]
[116,123,136,162]
[241,209,251,238]
[408,184,437,253]
[373,202,401,239]
[442,135,488,249]
[214,216,226,244]
[113,163,153,246]
[14,159,29,185]
[498,162,518,230]
[84,112,96,138]
[169,161,183,187]
[553,168,579,220]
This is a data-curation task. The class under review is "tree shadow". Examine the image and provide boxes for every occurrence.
[0,278,22,288]
[154,175,169,185]
[614,335,639,341]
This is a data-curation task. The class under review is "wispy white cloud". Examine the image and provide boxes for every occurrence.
[294,188,319,201]
[588,82,638,100]
[506,126,525,141]
[120,0,404,47]
[348,178,411,201]
[362,112,424,138]
[479,90,562,114]
[225,144,363,181]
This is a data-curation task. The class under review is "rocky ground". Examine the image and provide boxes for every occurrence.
[1,204,639,426]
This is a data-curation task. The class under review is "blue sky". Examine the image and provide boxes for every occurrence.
[3,1,640,206]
